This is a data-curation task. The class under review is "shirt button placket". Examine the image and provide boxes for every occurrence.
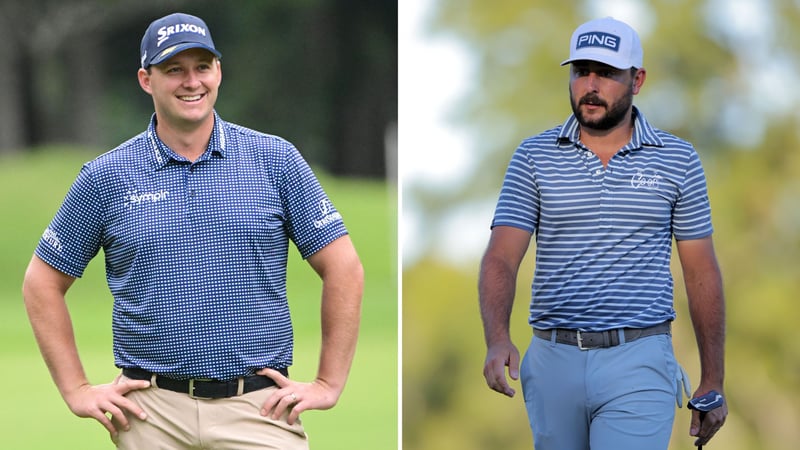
[186,164,198,217]
[597,167,612,229]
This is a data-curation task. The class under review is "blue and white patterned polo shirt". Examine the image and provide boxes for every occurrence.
[35,112,348,380]
[492,107,713,331]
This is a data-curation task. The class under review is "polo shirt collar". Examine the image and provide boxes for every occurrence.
[146,111,228,169]
[556,106,664,150]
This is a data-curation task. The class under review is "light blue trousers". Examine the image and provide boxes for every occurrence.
[520,331,685,450]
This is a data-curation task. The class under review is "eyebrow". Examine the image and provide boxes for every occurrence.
[161,55,215,67]
[572,63,622,74]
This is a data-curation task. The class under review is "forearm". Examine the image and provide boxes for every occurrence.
[478,226,531,347]
[680,239,726,389]
[686,271,726,388]
[478,253,518,347]
[22,259,89,401]
[315,252,364,395]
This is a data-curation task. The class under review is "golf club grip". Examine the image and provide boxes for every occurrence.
[697,411,707,449]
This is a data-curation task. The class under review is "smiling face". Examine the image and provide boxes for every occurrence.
[138,47,222,133]
[568,60,644,131]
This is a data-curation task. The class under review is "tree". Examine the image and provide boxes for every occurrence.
[0,0,397,178]
[403,1,800,449]
[0,0,186,152]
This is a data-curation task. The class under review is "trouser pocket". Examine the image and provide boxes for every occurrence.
[675,363,692,408]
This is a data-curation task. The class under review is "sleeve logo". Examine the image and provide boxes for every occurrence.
[42,228,63,252]
[313,198,342,229]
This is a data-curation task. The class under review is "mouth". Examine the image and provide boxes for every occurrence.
[580,94,606,108]
[177,93,205,103]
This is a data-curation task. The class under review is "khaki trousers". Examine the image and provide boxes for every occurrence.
[116,375,309,450]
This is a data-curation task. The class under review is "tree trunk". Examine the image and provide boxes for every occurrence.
[0,10,25,153]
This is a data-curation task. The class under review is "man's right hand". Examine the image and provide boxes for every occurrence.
[63,377,151,439]
[483,340,520,397]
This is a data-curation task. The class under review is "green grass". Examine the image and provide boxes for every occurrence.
[0,149,397,449]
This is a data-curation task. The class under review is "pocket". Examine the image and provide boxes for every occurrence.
[241,387,308,439]
[654,334,690,408]
[675,363,692,408]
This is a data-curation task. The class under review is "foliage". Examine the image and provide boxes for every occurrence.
[0,0,397,177]
[403,1,800,449]
[403,258,535,450]
[0,149,397,449]
[411,0,798,236]
[403,147,800,448]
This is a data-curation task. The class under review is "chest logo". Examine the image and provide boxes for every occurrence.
[630,169,662,190]
[124,189,170,209]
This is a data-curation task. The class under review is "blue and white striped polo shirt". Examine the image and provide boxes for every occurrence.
[35,112,348,380]
[492,107,713,331]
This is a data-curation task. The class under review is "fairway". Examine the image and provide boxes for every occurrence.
[0,149,398,449]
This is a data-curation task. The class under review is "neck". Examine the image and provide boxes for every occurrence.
[579,111,634,167]
[155,116,215,162]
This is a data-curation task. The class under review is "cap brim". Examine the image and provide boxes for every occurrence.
[147,43,222,67]
[560,55,634,70]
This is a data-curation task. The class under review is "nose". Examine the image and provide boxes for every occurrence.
[182,69,202,89]
[585,72,600,91]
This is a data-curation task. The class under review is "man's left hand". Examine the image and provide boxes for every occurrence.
[689,388,728,447]
[257,368,341,425]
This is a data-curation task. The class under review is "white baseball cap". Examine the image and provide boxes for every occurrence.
[561,17,643,69]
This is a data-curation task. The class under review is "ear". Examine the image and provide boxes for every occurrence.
[138,68,153,95]
[632,68,646,95]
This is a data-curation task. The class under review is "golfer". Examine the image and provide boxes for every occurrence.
[479,16,727,449]
[22,12,363,449]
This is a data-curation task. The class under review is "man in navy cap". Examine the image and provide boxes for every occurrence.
[479,17,727,449]
[23,12,363,449]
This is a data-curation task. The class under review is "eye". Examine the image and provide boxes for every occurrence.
[574,67,590,76]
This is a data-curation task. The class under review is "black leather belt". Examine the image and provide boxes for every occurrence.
[533,322,671,350]
[122,367,288,399]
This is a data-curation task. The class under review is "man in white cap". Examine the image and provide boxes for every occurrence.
[479,16,727,449]
[23,12,363,449]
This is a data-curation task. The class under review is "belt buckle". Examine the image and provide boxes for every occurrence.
[188,378,214,400]
[576,330,596,350]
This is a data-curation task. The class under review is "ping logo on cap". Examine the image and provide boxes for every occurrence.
[576,32,620,52]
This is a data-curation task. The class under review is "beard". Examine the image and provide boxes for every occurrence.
[569,85,633,131]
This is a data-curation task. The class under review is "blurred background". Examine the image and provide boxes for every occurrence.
[0,0,397,449]
[4,0,800,448]
[0,0,397,177]
[401,1,799,449]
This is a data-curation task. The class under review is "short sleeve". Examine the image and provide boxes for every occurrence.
[34,166,104,277]
[279,147,348,258]
[672,149,713,240]
[491,145,540,233]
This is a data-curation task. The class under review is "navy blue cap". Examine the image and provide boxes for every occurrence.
[140,13,222,69]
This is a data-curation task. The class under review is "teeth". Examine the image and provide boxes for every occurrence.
[179,95,202,101]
